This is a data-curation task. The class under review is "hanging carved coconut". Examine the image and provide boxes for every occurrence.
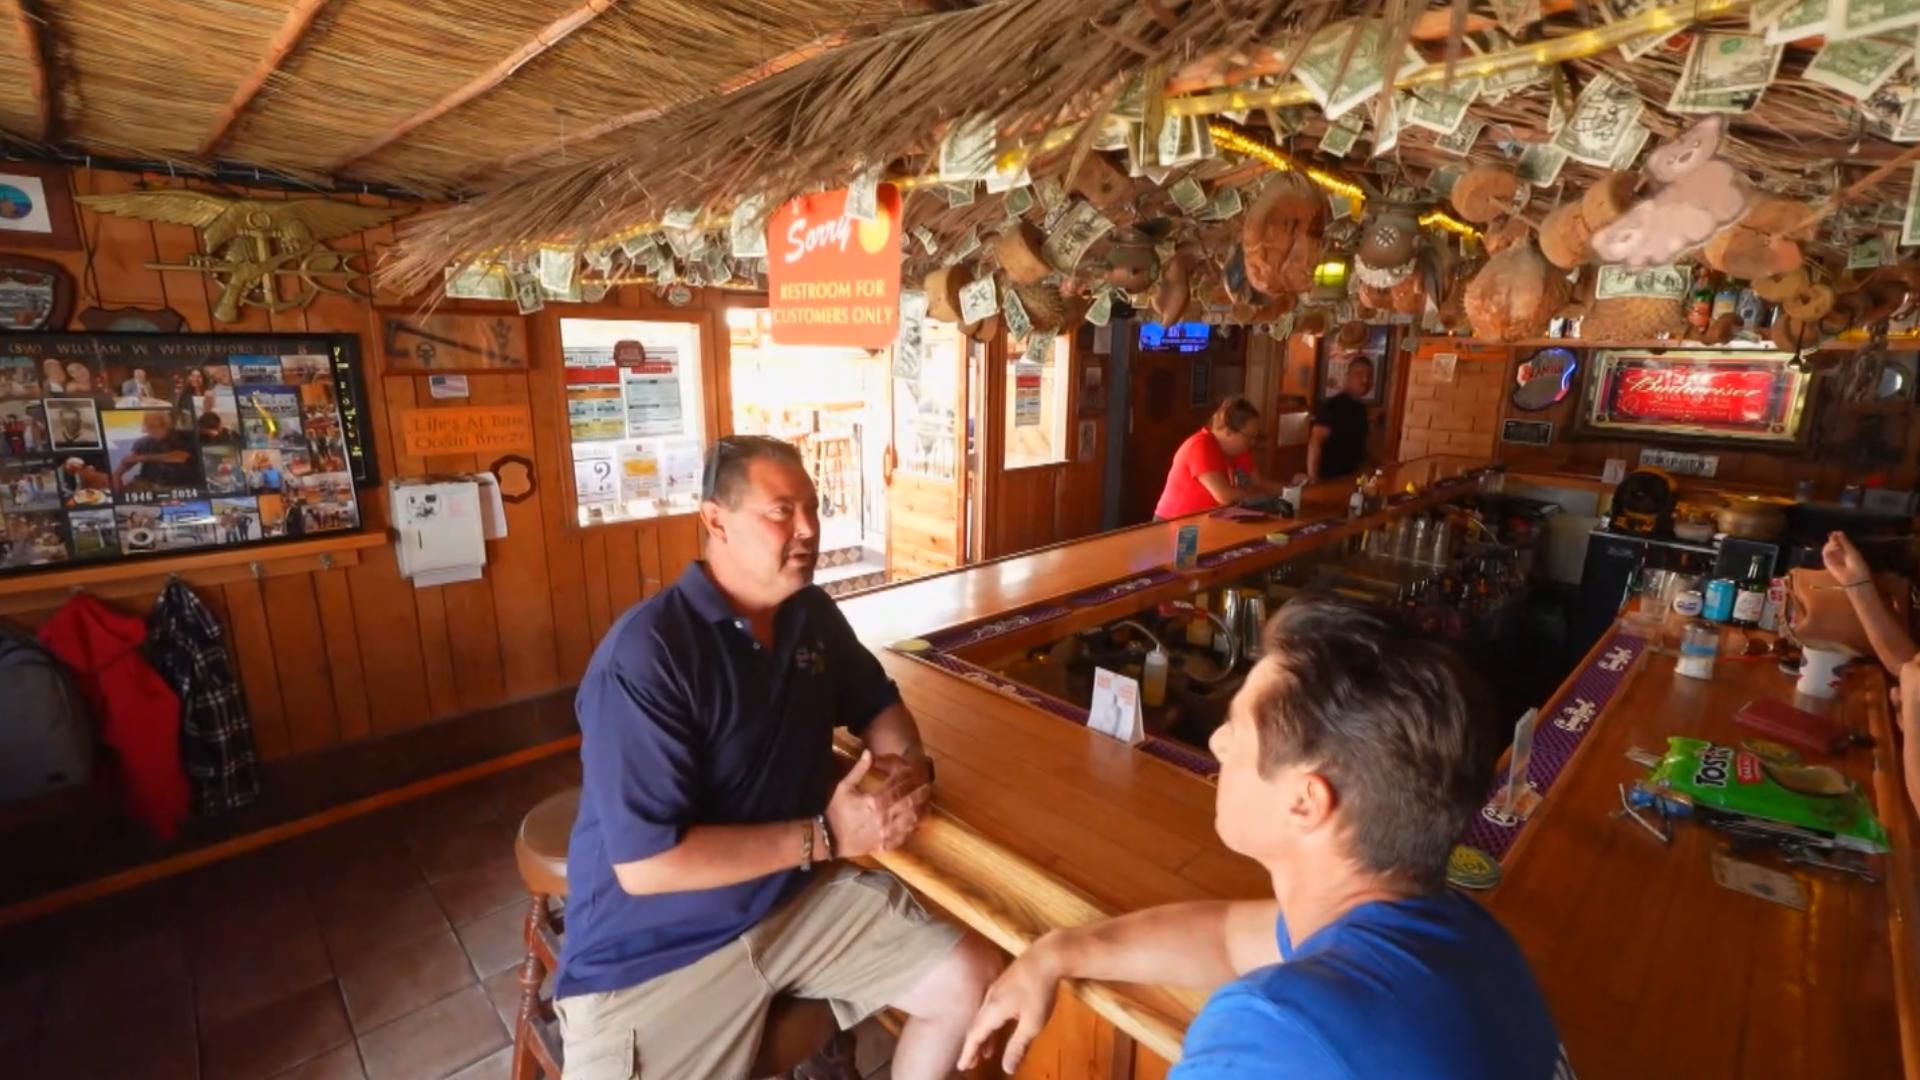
[1154,251,1196,324]
[995,223,1052,285]
[1583,172,1639,228]
[925,265,973,322]
[1783,282,1836,322]
[1295,307,1334,336]
[1437,254,1481,333]
[1540,172,1637,270]
[1464,242,1569,342]
[1580,295,1688,341]
[1389,270,1427,317]
[1768,313,1817,351]
[1014,281,1069,333]
[963,313,1001,344]
[1701,196,1805,280]
[1752,268,1807,302]
[1070,152,1135,215]
[1483,217,1533,256]
[1107,228,1158,292]
[1353,207,1421,289]
[1451,165,1521,225]
[1243,172,1328,296]
[1539,203,1593,270]
[1357,282,1397,313]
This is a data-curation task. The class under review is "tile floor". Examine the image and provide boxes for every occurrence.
[0,751,901,1080]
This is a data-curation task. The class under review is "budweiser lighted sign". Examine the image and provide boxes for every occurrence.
[1581,350,1811,445]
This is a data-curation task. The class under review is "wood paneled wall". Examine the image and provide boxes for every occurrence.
[0,167,708,760]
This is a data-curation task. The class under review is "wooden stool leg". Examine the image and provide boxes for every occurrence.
[512,892,549,1080]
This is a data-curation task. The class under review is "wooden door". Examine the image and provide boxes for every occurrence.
[885,322,969,581]
[1122,349,1211,523]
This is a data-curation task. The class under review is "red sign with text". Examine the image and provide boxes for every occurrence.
[1586,353,1808,443]
[1612,367,1777,425]
[766,184,901,348]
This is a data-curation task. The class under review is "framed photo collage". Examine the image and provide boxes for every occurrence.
[0,333,376,574]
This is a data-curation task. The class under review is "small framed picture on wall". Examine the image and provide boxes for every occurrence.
[1189,359,1211,408]
[1318,323,1391,405]
[0,163,80,250]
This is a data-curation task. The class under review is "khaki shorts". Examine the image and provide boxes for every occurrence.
[556,866,963,1080]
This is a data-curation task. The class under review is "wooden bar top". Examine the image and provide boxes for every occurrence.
[1482,628,1915,1080]
[842,454,1488,644]
[842,454,1919,1076]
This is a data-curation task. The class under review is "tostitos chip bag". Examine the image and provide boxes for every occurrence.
[1648,737,1889,854]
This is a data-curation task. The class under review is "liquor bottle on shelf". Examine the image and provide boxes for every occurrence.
[1730,555,1770,629]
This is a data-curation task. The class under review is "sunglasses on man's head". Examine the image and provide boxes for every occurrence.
[701,436,741,503]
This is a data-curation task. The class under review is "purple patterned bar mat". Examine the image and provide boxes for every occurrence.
[1142,737,1221,780]
[1459,631,1649,862]
[1065,569,1183,608]
[922,605,1074,653]
[1196,540,1274,569]
[898,649,1091,724]
[1288,519,1340,539]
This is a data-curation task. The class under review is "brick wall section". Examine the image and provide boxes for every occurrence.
[1397,341,1512,461]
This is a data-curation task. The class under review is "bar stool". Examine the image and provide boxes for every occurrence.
[511,788,846,1080]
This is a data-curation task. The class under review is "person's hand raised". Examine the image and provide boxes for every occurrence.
[1823,531,1872,587]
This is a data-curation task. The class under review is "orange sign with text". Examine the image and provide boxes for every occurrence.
[766,184,901,347]
[400,405,535,456]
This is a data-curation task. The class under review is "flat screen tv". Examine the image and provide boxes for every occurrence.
[1137,322,1210,353]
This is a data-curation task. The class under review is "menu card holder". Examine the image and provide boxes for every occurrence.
[1088,667,1145,746]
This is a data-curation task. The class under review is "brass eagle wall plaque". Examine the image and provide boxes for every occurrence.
[76,190,407,323]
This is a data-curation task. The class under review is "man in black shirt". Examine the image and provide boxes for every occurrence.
[1309,355,1373,482]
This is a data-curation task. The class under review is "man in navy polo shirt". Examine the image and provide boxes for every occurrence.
[961,598,1571,1078]
[557,435,1000,1080]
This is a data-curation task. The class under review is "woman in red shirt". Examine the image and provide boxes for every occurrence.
[1153,396,1281,519]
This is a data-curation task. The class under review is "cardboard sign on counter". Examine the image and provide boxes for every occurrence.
[400,404,535,457]
[1088,667,1144,745]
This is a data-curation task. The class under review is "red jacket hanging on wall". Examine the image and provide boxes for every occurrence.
[39,594,189,839]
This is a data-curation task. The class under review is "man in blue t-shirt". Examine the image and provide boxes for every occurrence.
[961,597,1571,1079]
[558,435,1000,1080]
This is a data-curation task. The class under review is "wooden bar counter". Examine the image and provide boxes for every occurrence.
[1482,624,1916,1080]
[834,456,1920,1079]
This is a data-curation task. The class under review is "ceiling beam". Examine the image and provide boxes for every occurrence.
[199,0,332,157]
[329,0,619,172]
[479,31,849,178]
[7,0,53,143]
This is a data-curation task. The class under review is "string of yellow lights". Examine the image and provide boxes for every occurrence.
[1208,123,1481,240]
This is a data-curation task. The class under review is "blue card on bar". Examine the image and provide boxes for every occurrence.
[1174,523,1199,570]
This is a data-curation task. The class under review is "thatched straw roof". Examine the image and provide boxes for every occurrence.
[0,0,941,188]
[8,0,1920,298]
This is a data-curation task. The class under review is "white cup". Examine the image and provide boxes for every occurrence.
[1797,646,1853,699]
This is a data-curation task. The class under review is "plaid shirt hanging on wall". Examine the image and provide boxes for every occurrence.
[146,578,261,814]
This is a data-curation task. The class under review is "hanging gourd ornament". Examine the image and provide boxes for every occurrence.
[1752,268,1808,302]
[1783,283,1836,322]
[1353,206,1421,288]
[1106,228,1158,292]
[1465,241,1570,341]
[1702,196,1805,280]
[995,223,1053,285]
[1451,165,1521,225]
[924,265,973,322]
[1540,172,1639,269]
[1242,172,1328,295]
